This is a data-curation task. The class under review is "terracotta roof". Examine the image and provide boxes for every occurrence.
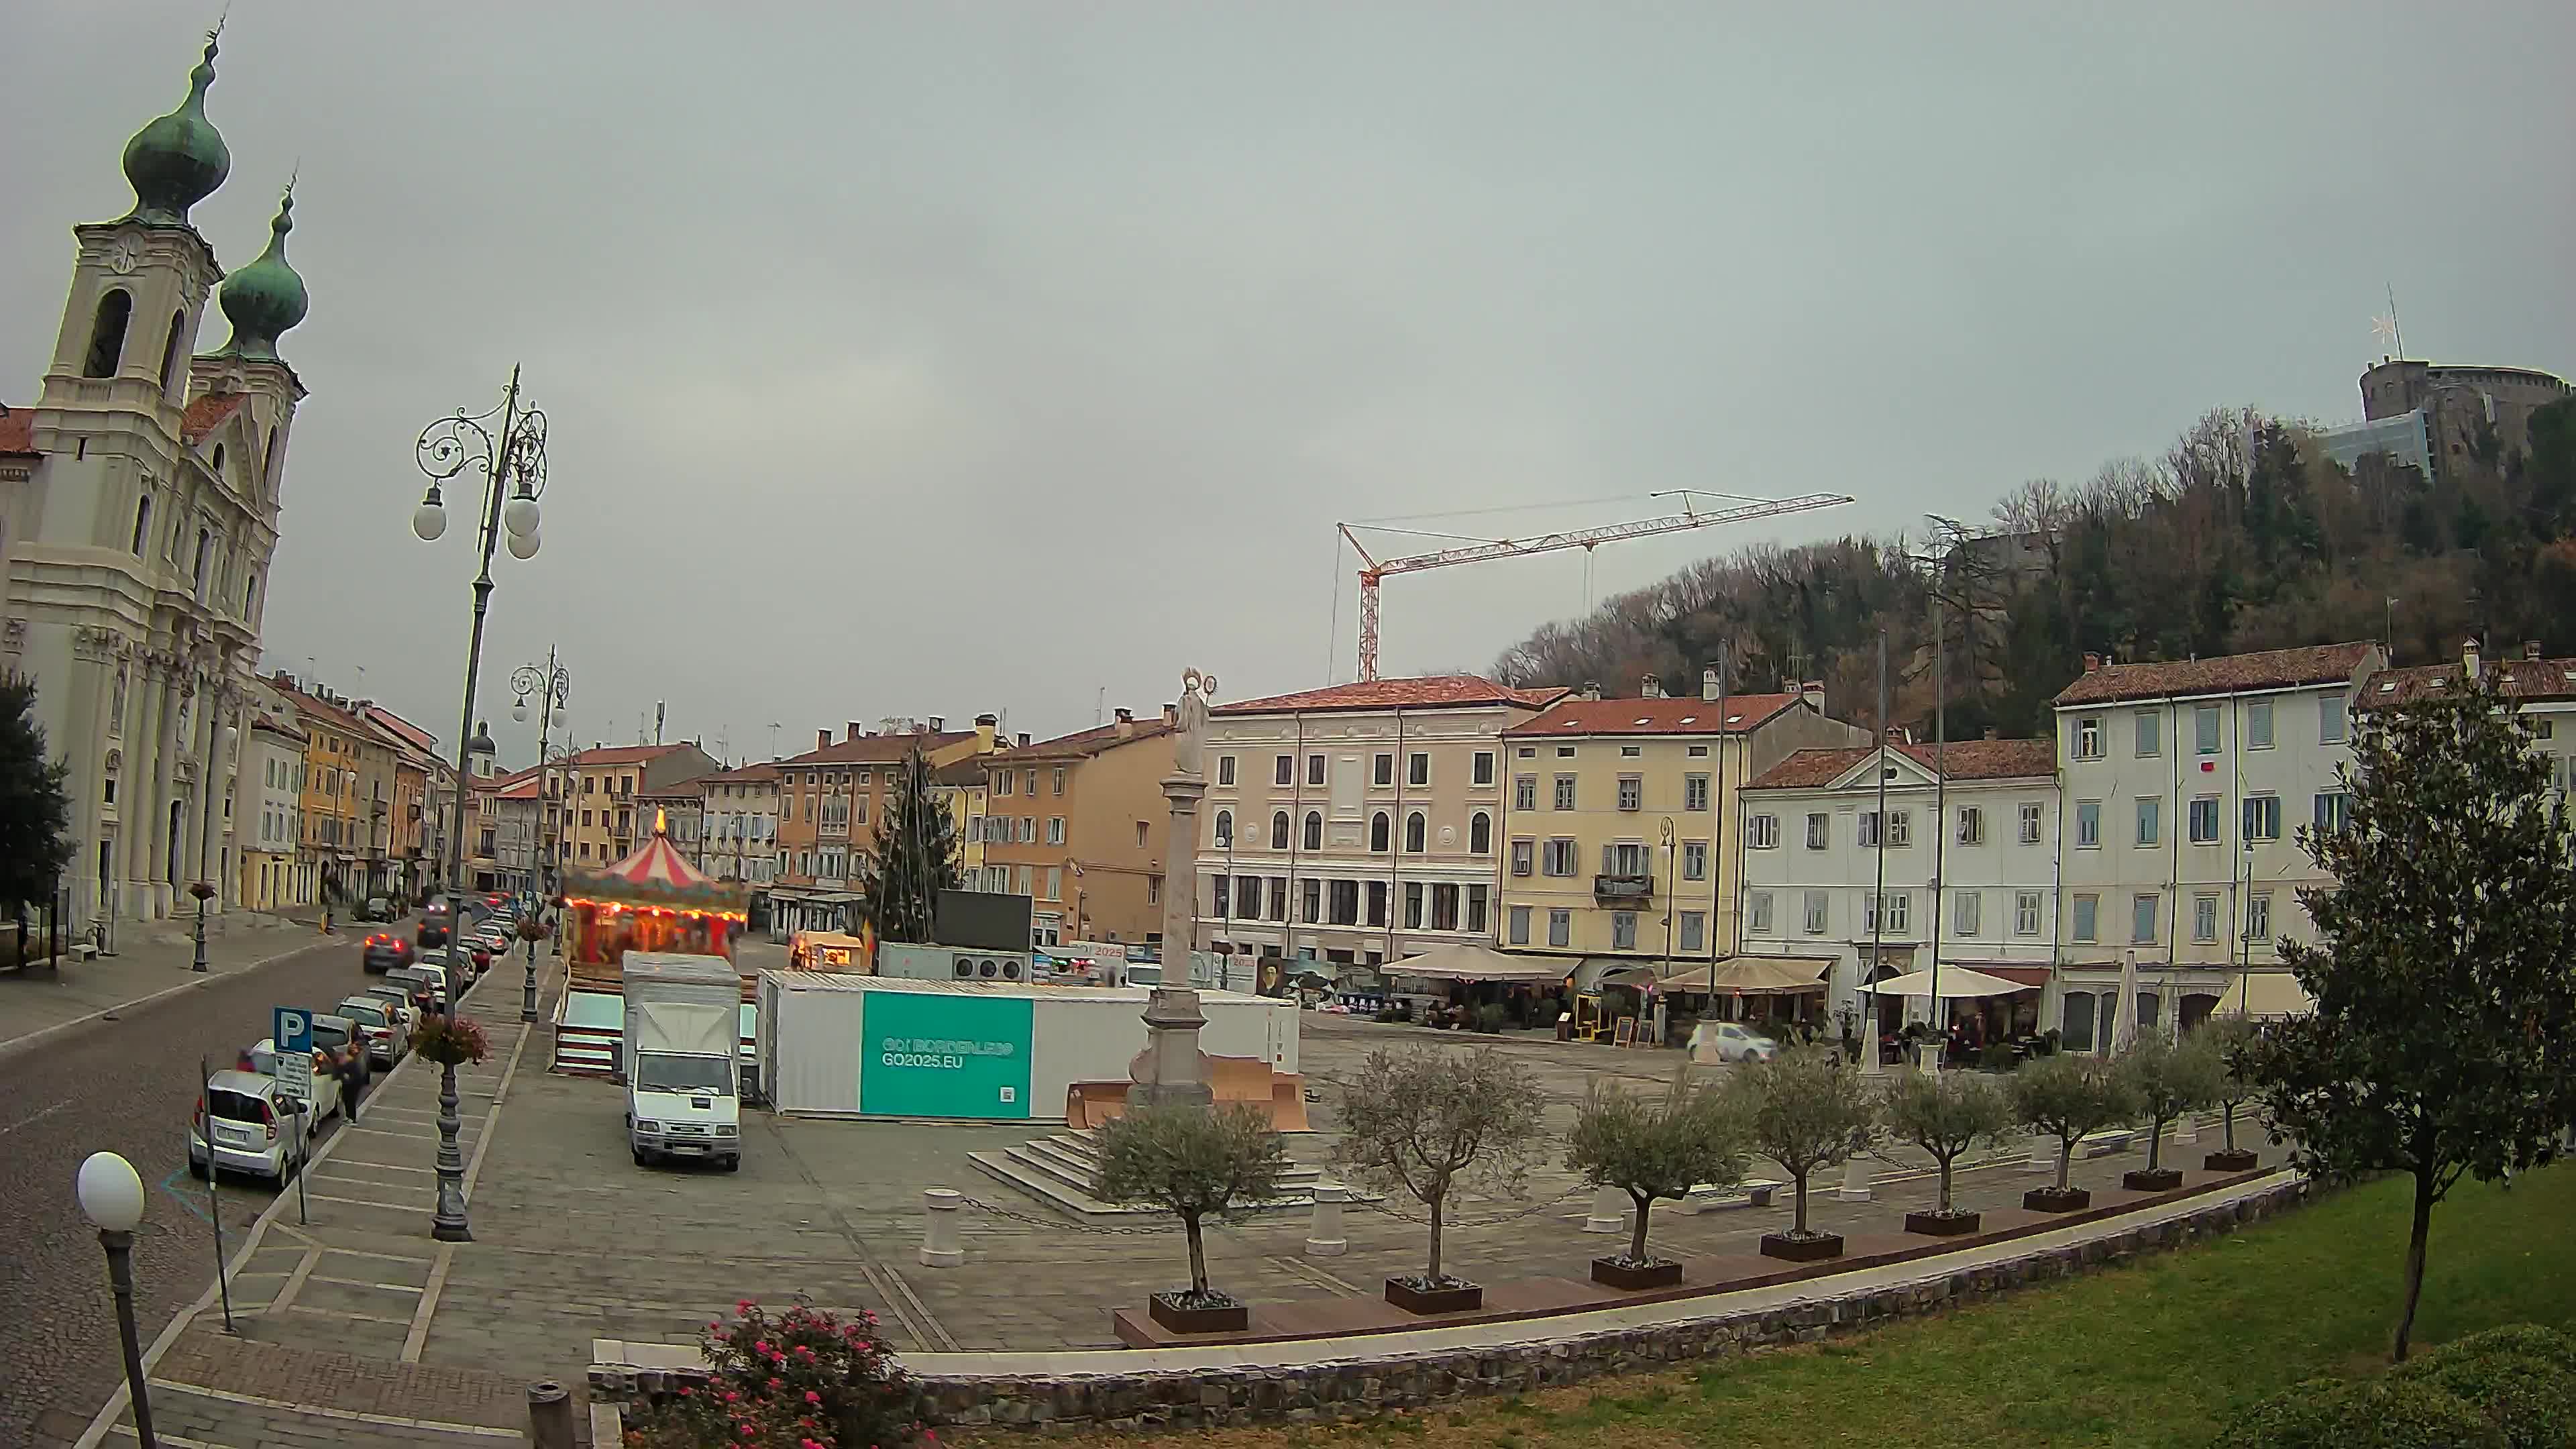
[250,712,306,742]
[1503,694,1803,737]
[773,731,976,768]
[180,392,248,444]
[360,704,440,757]
[930,759,990,787]
[696,762,781,784]
[496,775,542,801]
[0,405,35,457]
[2366,656,2576,707]
[2051,643,2377,707]
[1746,738,2057,791]
[568,743,686,767]
[1215,675,1568,716]
[991,718,1174,762]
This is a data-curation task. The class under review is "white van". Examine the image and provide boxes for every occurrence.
[622,953,743,1171]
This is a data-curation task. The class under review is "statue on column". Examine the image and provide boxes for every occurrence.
[1173,668,1217,777]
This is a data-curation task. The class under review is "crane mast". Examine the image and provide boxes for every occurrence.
[1340,491,1854,682]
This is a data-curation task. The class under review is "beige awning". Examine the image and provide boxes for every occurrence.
[1389,943,1569,984]
[1660,955,1834,994]
[2224,969,2314,1019]
[1863,966,2028,999]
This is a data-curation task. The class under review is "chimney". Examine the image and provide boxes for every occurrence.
[1114,707,1135,737]
[1580,680,1602,702]
[816,729,830,752]
[1701,667,1721,702]
[2083,651,2102,674]
[1640,675,1664,699]
[2527,640,2544,661]
[1801,680,1827,711]
[847,720,864,743]
[1016,732,1031,748]
[1982,726,1998,741]
[928,715,945,733]
[975,713,998,751]
[2463,637,2481,682]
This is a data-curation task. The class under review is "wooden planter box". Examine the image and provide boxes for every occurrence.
[1904,1209,1982,1236]
[2123,1167,2185,1191]
[1384,1277,1483,1315]
[1146,1292,1248,1335]
[1759,1231,1845,1263]
[2024,1186,2092,1213]
[1590,1256,1684,1290]
[2204,1148,2260,1173]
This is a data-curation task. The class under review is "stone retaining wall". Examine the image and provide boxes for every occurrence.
[608,1179,2309,1434]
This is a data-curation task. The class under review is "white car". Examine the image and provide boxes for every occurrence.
[246,1039,349,1134]
[335,998,407,1066]
[1689,1020,1781,1064]
[190,1070,307,1184]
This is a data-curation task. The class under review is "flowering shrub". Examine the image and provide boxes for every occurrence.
[623,1300,910,1448]
[410,1014,490,1067]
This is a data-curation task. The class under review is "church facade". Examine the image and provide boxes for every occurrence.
[0,30,313,930]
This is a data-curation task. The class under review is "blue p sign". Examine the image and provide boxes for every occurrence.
[274,1007,311,1055]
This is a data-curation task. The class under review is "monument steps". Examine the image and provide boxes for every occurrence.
[969,1128,1371,1222]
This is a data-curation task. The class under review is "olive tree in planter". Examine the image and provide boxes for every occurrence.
[1564,1070,1749,1289]
[1332,1046,1546,1313]
[1094,1103,1290,1334]
[2113,1032,2224,1191]
[1726,1046,1879,1262]
[2198,1016,2265,1172]
[2008,1053,2137,1212]
[1882,1067,2015,1236]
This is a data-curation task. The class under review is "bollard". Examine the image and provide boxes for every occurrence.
[2023,1135,2058,1173]
[2174,1112,2198,1146]
[1304,1183,1349,1256]
[1582,1183,1629,1233]
[1835,1155,1874,1201]
[527,1380,575,1449]
[918,1187,965,1268]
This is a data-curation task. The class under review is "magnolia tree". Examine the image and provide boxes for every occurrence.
[1565,1070,1749,1267]
[2249,671,2576,1362]
[1094,1104,1289,1308]
[2010,1053,2137,1197]
[2114,1032,2224,1177]
[1726,1046,1878,1240]
[1882,1067,2015,1219]
[1332,1047,1546,1287]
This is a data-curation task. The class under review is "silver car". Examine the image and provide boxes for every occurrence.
[1690,1020,1781,1063]
[190,1070,307,1184]
[336,998,407,1066]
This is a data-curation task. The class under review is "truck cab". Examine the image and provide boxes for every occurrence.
[621,953,744,1171]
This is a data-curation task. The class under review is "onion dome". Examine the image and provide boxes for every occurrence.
[120,31,231,227]
[213,186,308,362]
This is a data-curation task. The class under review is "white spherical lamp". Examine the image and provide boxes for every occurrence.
[76,1151,146,1232]
[502,490,540,539]
[411,491,448,543]
[506,528,540,561]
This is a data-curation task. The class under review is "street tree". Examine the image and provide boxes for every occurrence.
[1332,1047,1546,1287]
[2249,670,2576,1362]
[1881,1067,2015,1218]
[1093,1104,1289,1307]
[1564,1070,1750,1266]
[1725,1046,1879,1239]
[853,748,961,945]
[2010,1054,2137,1195]
[2114,1032,2225,1176]
[0,676,75,943]
[2196,1016,2265,1165]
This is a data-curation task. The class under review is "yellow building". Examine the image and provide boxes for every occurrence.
[981,709,1176,948]
[929,757,993,891]
[1497,679,1867,969]
[559,742,721,871]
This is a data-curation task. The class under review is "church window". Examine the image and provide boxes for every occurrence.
[85,289,132,377]
[129,495,152,555]
[244,571,258,616]
[157,311,186,394]
[194,527,212,587]
[211,443,225,476]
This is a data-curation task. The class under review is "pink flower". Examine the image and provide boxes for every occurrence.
[738,1299,757,1311]
[753,1341,771,1354]
[723,1391,739,1404]
[805,1390,822,1405]
[769,1377,784,1389]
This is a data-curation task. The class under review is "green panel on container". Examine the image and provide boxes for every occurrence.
[859,991,1034,1119]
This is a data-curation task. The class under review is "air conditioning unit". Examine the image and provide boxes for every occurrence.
[878,943,1035,985]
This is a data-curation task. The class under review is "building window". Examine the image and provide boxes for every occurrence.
[1403,881,1423,928]
[1953,890,1981,936]
[1329,879,1359,925]
[1508,905,1532,945]
[1548,908,1571,948]
[1217,755,1236,786]
[2189,797,2220,844]
[2061,991,2097,1051]
[1682,841,1707,880]
[2076,800,2100,848]
[84,288,131,377]
[1514,775,1537,810]
[1805,812,1829,849]
[1510,839,1534,876]
[2193,893,2220,943]
[1956,806,1984,845]
[1680,911,1707,952]
[1270,811,1289,849]
[2015,890,2043,936]
[1274,754,1293,786]
[2195,705,2221,755]
[1401,751,1428,787]
[2019,801,2043,843]
[1610,911,1637,950]
[1302,810,1322,851]
[2314,791,2351,833]
[1621,745,1642,758]
[1370,812,1390,852]
[2074,716,2103,760]
[1542,838,1577,876]
[1367,879,1387,927]
[1147,875,1161,906]
[1617,775,1642,811]
[2246,700,2275,749]
[1887,809,1911,847]
[2320,696,2348,744]
[1748,892,1773,934]
[994,771,1012,797]
[1746,814,1778,849]
[1472,751,1495,786]
[2073,894,2099,943]
[1048,816,1066,845]
[1684,773,1709,811]
[2132,893,2159,945]
[1553,775,1576,810]
[1468,811,1491,853]
[1464,884,1487,934]
[1858,811,1880,847]
[129,494,152,555]
[1303,878,1323,922]
[2246,891,2272,944]
[1269,877,1289,921]
[1307,753,1326,786]
[2136,797,2161,846]
[1214,810,1232,847]
[2243,794,2281,842]
[1864,891,1909,934]
[2135,710,2161,757]
[1803,890,1829,934]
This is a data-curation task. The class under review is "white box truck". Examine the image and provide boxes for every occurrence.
[622,953,744,1171]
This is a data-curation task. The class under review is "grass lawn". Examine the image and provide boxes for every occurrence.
[1032,1164,2575,1449]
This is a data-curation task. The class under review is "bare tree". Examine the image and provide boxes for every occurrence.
[1331,1048,1547,1287]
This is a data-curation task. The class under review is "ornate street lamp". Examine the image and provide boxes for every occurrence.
[410,366,549,1244]
[188,879,215,973]
[77,1151,157,1448]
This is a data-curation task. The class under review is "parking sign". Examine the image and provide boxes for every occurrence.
[273,1006,315,1107]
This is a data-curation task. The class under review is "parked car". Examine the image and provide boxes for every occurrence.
[1688,1020,1781,1064]
[335,998,407,1067]
[361,896,394,922]
[309,1012,371,1098]
[244,1038,348,1133]
[384,967,445,1016]
[357,983,421,1034]
[362,932,414,973]
[189,1070,307,1185]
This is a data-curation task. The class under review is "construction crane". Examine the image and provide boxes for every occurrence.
[1338,490,1855,682]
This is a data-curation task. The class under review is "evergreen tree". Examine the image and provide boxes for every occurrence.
[0,675,76,922]
[852,749,960,945]
[2249,670,2576,1362]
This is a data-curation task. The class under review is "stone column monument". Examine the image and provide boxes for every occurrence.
[1130,668,1221,1112]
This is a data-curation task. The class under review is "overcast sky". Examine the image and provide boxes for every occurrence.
[7,3,2571,765]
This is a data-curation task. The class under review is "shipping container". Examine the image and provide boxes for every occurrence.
[758,973,1299,1120]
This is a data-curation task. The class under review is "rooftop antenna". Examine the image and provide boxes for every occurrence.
[654,700,665,746]
[2371,286,2404,361]
[766,722,780,761]
[1095,686,1105,727]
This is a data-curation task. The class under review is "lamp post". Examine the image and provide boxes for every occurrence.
[188,879,214,972]
[411,366,549,1245]
[76,1150,157,1449]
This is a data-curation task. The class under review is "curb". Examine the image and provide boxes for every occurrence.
[0,932,345,1066]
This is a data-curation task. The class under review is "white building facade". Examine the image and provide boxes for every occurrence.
[700,763,782,886]
[2051,642,2383,1044]
[1738,738,2061,1038]
[238,712,307,912]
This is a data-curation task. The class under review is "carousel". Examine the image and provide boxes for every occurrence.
[551,812,753,1077]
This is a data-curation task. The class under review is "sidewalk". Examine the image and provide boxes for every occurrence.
[0,913,347,1059]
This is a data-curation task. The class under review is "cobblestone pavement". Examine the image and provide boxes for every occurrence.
[0,917,400,1448]
[0,911,343,1057]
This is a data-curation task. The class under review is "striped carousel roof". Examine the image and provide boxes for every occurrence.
[563,811,748,915]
